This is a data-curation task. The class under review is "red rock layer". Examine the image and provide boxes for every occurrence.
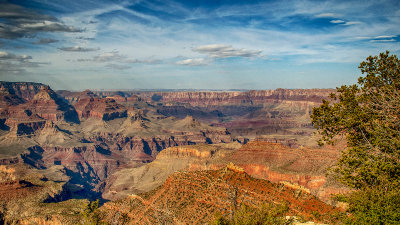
[227,141,345,202]
[0,81,46,102]
[100,167,340,224]
[3,88,78,131]
[138,89,333,106]
[74,95,127,121]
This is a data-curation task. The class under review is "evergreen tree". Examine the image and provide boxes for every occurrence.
[311,51,400,224]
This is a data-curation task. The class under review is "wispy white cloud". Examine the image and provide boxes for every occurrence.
[59,46,99,52]
[0,51,48,75]
[126,58,163,64]
[343,21,362,26]
[0,51,32,61]
[370,39,396,42]
[194,44,262,58]
[315,13,338,18]
[105,63,131,70]
[1,0,400,89]
[0,3,81,39]
[375,35,396,39]
[176,58,208,66]
[93,51,126,62]
[330,20,345,24]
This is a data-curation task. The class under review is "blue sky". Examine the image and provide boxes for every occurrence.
[0,0,399,90]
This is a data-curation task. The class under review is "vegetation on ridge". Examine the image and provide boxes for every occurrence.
[311,51,400,224]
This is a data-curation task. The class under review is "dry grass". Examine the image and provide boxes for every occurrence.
[0,165,16,182]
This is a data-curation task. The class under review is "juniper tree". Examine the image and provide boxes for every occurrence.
[311,51,400,224]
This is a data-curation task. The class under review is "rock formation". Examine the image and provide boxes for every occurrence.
[73,92,127,121]
[100,166,340,224]
[0,81,348,224]
[2,86,79,135]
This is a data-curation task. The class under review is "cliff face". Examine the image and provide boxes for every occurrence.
[0,163,89,224]
[2,88,79,134]
[0,82,46,119]
[73,91,127,121]
[0,81,47,102]
[139,89,333,106]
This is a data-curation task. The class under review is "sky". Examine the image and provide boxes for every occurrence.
[0,0,399,90]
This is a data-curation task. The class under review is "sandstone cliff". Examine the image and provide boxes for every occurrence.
[139,89,333,106]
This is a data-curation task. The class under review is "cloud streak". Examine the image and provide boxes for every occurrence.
[0,3,81,39]
[59,46,99,52]
[176,58,207,66]
[105,63,131,70]
[330,20,344,24]
[0,51,32,61]
[0,51,47,75]
[194,44,262,58]
[315,13,339,18]
[33,38,59,44]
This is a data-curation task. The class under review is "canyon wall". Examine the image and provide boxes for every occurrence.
[136,88,333,106]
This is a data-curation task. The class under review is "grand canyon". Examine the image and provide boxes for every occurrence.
[1,0,398,223]
[0,81,349,224]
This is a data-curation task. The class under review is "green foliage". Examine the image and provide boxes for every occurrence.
[342,187,400,225]
[311,51,400,189]
[311,51,400,224]
[80,199,102,225]
[211,203,292,225]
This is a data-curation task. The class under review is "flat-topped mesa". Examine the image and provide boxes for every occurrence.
[0,82,47,114]
[56,89,98,104]
[142,89,333,106]
[0,81,47,102]
[2,86,79,130]
[247,88,333,102]
[74,95,127,121]
[5,88,78,124]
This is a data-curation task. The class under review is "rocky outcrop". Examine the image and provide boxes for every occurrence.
[0,164,89,224]
[2,86,79,126]
[157,146,215,159]
[0,82,46,120]
[57,89,98,105]
[0,81,46,102]
[102,143,241,200]
[100,166,340,224]
[20,144,120,197]
[227,141,348,203]
[74,94,127,121]
[8,120,46,136]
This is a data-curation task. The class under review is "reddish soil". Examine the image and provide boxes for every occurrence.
[0,180,41,202]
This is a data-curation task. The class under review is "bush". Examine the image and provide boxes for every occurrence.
[211,203,292,225]
[342,186,400,224]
